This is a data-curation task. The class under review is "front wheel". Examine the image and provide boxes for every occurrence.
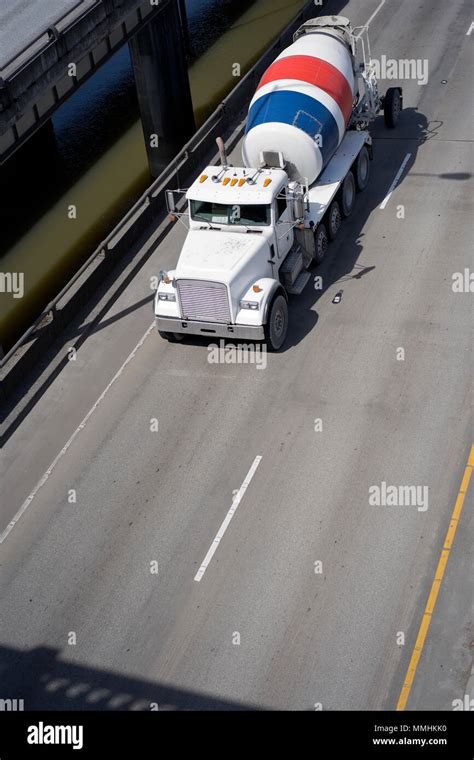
[265,294,288,351]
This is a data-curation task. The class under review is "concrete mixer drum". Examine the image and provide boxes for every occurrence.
[243,13,402,186]
[293,15,386,130]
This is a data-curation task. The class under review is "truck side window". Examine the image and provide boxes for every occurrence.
[276,196,287,220]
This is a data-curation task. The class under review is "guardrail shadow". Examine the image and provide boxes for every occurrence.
[0,645,259,711]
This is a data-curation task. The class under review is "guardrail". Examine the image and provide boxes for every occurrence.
[0,0,98,79]
[0,0,317,375]
[0,0,157,80]
[0,0,167,164]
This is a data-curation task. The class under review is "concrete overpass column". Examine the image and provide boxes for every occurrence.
[129,0,195,178]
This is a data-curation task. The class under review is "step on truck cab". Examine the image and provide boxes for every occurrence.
[155,13,402,350]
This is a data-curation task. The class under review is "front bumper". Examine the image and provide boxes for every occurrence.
[156,317,265,341]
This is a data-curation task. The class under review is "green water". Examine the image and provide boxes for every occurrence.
[0,0,308,352]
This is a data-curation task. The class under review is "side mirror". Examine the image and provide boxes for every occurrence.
[291,196,304,222]
[166,190,177,214]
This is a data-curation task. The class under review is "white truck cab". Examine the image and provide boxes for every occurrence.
[154,129,373,350]
[155,163,297,349]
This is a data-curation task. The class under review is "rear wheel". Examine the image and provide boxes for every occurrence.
[265,294,288,351]
[339,171,356,217]
[159,331,183,342]
[355,146,370,191]
[326,200,342,240]
[384,87,402,128]
[313,222,329,263]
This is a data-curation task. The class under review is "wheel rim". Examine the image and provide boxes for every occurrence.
[318,231,328,257]
[331,206,341,234]
[274,306,285,337]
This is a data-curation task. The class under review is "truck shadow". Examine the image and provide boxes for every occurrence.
[179,107,452,355]
[282,106,441,351]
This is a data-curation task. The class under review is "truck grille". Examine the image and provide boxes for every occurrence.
[177,280,231,323]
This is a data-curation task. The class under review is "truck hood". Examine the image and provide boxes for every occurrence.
[175,229,269,284]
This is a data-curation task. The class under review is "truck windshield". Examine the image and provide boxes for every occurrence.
[190,200,271,226]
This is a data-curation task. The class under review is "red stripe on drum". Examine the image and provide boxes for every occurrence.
[256,55,353,125]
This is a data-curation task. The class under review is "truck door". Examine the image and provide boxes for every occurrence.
[275,194,294,260]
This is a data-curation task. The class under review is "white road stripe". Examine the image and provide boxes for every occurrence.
[379,153,411,209]
[194,455,262,582]
[0,322,155,545]
[356,0,387,38]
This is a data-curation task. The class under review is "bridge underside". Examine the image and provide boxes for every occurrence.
[0,0,195,176]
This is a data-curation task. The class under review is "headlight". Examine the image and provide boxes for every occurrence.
[158,293,176,301]
[240,300,259,310]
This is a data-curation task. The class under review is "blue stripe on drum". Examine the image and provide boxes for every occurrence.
[246,90,340,168]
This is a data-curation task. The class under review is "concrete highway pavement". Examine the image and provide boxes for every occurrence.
[0,0,472,710]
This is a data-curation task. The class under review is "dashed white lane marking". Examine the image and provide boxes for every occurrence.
[194,455,262,582]
[379,153,412,209]
[0,322,155,545]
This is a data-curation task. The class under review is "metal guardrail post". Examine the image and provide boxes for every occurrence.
[47,27,60,41]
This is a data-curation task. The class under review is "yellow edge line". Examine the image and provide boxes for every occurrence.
[396,444,474,711]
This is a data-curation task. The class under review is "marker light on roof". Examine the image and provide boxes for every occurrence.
[199,175,208,183]
[263,178,272,187]
[238,178,245,186]
[223,177,230,185]
[230,178,238,186]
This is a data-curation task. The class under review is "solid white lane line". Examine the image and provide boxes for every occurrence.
[0,322,155,545]
[379,153,412,209]
[194,455,262,582]
[356,0,386,38]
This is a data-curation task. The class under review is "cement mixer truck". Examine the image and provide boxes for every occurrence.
[155,14,402,350]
